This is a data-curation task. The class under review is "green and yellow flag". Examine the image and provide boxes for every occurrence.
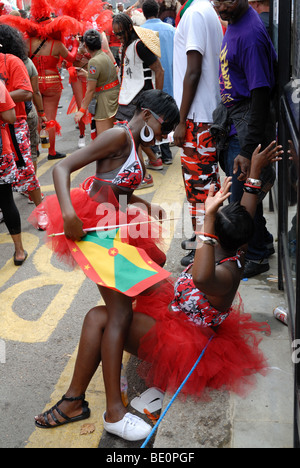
[66,228,170,296]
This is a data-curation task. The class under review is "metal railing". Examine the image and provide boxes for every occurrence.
[274,0,300,448]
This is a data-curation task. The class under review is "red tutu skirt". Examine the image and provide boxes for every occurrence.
[29,185,166,269]
[134,279,271,400]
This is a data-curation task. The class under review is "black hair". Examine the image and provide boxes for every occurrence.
[112,13,139,82]
[83,29,102,51]
[142,0,159,19]
[112,13,137,49]
[0,24,28,62]
[19,9,28,19]
[215,201,255,252]
[135,89,180,131]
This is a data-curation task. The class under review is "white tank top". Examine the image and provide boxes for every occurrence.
[118,40,155,106]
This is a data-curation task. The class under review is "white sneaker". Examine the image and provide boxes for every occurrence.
[78,136,86,148]
[0,209,4,224]
[103,412,152,441]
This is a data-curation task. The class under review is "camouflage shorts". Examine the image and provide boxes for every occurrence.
[27,107,39,162]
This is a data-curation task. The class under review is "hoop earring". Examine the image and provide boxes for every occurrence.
[140,123,154,143]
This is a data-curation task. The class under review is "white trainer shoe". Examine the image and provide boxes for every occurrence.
[78,136,86,148]
[103,412,152,441]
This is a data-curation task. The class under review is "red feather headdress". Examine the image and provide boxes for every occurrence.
[48,0,113,33]
[0,13,83,40]
[0,0,111,40]
[30,0,52,21]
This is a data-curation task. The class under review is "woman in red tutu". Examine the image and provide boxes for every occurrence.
[33,89,180,440]
[34,138,282,441]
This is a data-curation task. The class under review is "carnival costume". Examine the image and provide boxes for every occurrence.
[29,122,166,276]
[0,53,42,194]
[0,81,18,185]
[67,42,91,138]
[134,255,271,400]
[0,0,83,156]
[49,0,115,139]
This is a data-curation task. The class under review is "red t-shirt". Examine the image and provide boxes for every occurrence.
[0,80,15,154]
[0,53,32,119]
[107,23,121,48]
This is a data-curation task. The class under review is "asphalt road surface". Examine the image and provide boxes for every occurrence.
[0,73,190,448]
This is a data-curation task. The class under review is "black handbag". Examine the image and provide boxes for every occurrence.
[88,98,97,116]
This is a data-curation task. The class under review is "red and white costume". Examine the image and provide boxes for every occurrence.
[134,254,271,400]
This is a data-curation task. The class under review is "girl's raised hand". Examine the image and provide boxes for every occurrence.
[204,177,232,217]
[251,141,283,172]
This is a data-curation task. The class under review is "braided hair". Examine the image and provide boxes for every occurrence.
[112,13,138,79]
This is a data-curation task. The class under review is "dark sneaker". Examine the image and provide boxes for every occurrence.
[181,234,196,250]
[243,260,270,279]
[48,152,66,160]
[162,158,173,165]
[180,250,195,267]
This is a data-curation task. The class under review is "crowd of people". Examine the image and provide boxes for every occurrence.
[0,0,282,443]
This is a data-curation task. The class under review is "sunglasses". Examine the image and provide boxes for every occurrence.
[142,108,174,134]
[114,30,126,37]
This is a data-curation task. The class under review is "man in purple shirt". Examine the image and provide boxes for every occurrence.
[214,0,277,278]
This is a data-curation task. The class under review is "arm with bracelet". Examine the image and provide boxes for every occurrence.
[192,141,283,306]
[74,75,97,124]
[241,142,282,218]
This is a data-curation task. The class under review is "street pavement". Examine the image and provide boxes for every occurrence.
[0,73,294,449]
[153,207,294,449]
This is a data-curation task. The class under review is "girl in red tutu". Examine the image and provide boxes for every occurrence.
[33,89,180,441]
[34,138,283,441]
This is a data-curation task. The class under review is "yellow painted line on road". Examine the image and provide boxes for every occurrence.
[0,244,86,343]
[25,151,186,448]
[0,233,39,289]
[35,153,88,193]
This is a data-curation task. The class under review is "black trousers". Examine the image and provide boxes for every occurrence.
[0,183,21,235]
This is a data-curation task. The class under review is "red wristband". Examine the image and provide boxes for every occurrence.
[79,107,87,113]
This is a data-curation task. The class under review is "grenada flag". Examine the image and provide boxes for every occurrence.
[66,228,170,296]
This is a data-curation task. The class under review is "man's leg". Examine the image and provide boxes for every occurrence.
[180,120,220,266]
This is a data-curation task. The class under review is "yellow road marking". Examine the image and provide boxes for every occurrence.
[25,151,186,448]
[35,153,88,193]
[0,233,39,289]
[0,242,86,343]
